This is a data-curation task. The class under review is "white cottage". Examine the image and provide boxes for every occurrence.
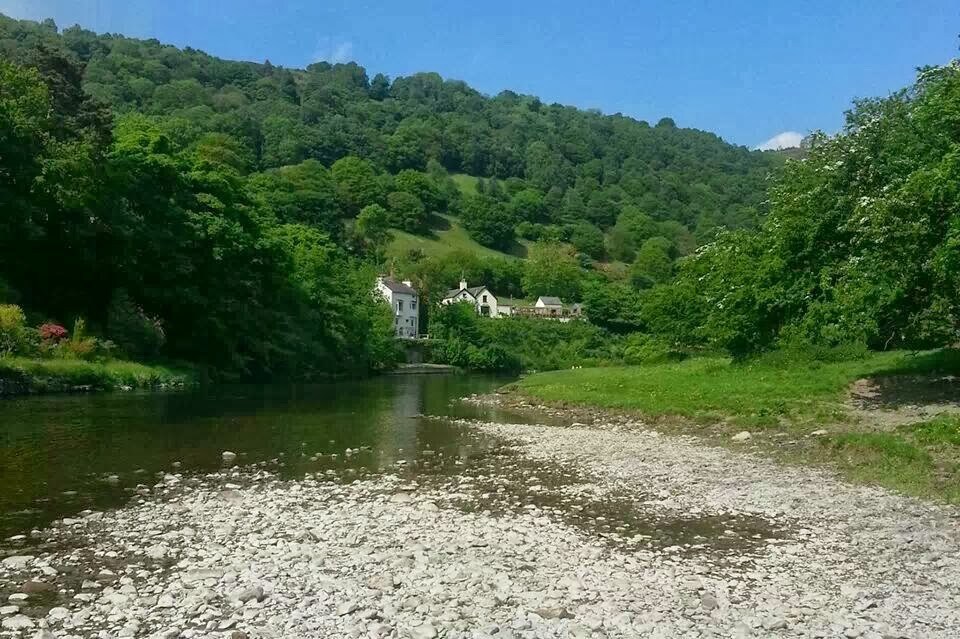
[440,280,508,317]
[376,276,419,338]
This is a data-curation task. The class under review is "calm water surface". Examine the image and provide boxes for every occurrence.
[0,374,514,538]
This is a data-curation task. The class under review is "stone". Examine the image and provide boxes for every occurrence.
[811,429,829,436]
[762,617,788,631]
[532,607,574,620]
[0,605,18,615]
[701,593,719,610]
[21,581,55,594]
[731,431,752,442]
[34,629,56,639]
[366,573,395,591]
[235,585,265,603]
[410,623,438,639]
[337,601,359,616]
[222,451,238,463]
[1,555,34,569]
[47,607,70,620]
[183,568,224,583]
[1,614,34,630]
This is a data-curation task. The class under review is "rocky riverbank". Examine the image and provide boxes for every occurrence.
[1,399,959,638]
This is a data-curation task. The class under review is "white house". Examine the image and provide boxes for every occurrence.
[511,296,583,322]
[441,280,509,317]
[376,276,419,338]
[535,296,564,313]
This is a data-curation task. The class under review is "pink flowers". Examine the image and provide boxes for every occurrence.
[39,323,68,342]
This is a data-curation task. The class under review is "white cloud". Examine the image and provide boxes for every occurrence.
[312,37,354,64]
[755,131,804,151]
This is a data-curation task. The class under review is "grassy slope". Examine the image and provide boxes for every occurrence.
[514,350,960,502]
[386,174,548,262]
[0,357,194,394]
[387,215,526,261]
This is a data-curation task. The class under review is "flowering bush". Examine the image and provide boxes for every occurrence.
[39,323,68,342]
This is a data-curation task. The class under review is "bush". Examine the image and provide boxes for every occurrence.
[429,337,521,373]
[56,318,101,360]
[39,323,68,342]
[755,340,870,368]
[622,334,688,365]
[107,289,166,359]
[0,304,34,356]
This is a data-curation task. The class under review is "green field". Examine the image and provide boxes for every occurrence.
[514,350,960,502]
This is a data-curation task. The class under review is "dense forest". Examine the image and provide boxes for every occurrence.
[4,14,952,379]
[0,14,780,377]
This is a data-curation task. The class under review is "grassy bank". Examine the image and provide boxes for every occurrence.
[513,349,960,502]
[0,357,195,395]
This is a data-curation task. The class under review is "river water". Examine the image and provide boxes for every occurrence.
[0,374,514,540]
[1,373,778,560]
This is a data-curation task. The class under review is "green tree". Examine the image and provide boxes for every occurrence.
[509,188,547,222]
[331,156,384,216]
[461,195,517,249]
[355,203,392,253]
[522,242,582,301]
[630,237,674,289]
[607,206,658,262]
[570,222,606,260]
[386,191,428,233]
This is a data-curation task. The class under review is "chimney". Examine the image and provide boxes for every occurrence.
[459,279,468,290]
[402,280,413,288]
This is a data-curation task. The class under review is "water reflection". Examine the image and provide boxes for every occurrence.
[0,374,511,537]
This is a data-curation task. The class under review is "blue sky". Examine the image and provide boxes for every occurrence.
[1,0,957,148]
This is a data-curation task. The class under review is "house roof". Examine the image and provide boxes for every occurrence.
[538,296,563,306]
[443,286,487,299]
[380,277,417,295]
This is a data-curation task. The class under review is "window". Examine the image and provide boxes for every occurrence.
[482,294,487,302]
[397,300,404,311]
[411,300,417,310]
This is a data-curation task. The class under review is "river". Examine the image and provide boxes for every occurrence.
[0,374,514,540]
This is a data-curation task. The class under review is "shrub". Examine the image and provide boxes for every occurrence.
[39,323,68,342]
[622,334,688,365]
[0,304,33,356]
[107,289,166,359]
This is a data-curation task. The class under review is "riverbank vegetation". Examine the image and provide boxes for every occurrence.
[0,357,191,394]
[517,348,959,427]
[514,348,960,502]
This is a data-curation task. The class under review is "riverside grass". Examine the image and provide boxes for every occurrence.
[0,357,193,394]
[514,349,960,503]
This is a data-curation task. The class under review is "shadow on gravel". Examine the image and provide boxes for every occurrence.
[850,375,960,411]
[393,420,786,560]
